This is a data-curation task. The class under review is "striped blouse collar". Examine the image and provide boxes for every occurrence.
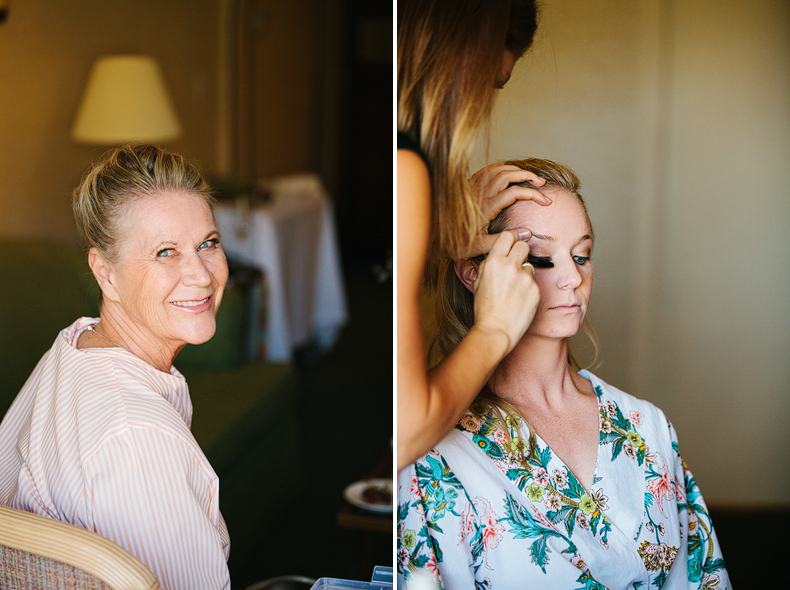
[62,317,192,427]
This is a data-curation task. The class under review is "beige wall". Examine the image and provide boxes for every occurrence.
[0,0,221,243]
[239,0,321,179]
[477,0,790,504]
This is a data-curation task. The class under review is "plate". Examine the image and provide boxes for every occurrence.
[343,478,393,513]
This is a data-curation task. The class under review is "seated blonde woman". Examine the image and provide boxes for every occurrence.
[0,145,230,589]
[397,158,730,589]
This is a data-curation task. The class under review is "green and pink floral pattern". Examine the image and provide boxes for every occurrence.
[397,371,729,589]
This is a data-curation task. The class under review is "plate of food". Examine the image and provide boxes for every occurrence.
[343,478,393,513]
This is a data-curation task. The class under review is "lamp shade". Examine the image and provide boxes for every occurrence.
[71,55,181,144]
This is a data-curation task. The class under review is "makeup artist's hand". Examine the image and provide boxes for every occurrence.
[466,162,552,257]
[469,231,541,356]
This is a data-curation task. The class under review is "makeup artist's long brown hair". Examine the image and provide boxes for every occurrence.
[397,0,539,262]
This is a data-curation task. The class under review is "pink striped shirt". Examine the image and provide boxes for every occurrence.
[0,318,230,589]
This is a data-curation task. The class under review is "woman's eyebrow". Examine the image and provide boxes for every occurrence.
[511,232,593,244]
[529,233,593,244]
[151,240,177,250]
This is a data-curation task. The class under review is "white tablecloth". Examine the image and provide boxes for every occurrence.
[214,174,348,362]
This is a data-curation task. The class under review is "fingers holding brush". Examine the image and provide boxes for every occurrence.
[472,233,541,355]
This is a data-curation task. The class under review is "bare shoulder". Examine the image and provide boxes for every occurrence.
[397,149,431,261]
[397,150,431,203]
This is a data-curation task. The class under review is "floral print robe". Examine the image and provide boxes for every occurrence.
[397,371,729,590]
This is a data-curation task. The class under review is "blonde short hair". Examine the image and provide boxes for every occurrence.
[72,143,215,262]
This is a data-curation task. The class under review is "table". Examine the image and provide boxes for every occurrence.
[214,173,348,362]
[336,450,393,577]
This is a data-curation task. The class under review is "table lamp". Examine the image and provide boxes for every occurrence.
[71,55,181,144]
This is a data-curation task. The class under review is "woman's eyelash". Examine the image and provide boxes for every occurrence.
[526,255,591,267]
[527,255,554,268]
[199,238,220,248]
[157,239,219,258]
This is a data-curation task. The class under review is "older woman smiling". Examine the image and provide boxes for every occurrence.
[0,144,230,589]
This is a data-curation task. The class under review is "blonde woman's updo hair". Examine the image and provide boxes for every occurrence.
[432,157,597,369]
[73,143,216,262]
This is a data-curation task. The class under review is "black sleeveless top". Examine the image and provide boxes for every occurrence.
[397,131,431,174]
